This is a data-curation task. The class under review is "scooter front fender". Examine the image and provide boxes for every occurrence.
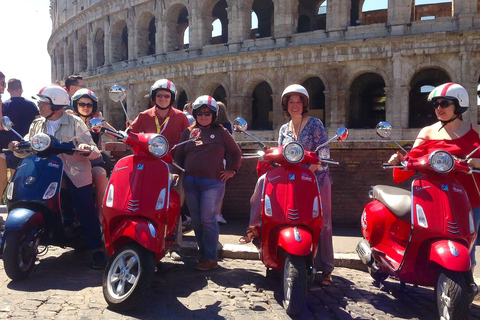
[278,227,313,256]
[430,240,471,272]
[5,208,44,231]
[106,218,159,256]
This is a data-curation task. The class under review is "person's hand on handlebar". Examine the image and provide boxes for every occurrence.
[388,151,405,166]
[467,158,480,169]
[77,143,94,156]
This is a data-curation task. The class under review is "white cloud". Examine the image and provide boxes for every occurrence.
[1,0,52,101]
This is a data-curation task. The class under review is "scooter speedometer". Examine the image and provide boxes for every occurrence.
[30,133,51,152]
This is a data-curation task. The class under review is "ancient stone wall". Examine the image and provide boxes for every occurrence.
[48,0,480,225]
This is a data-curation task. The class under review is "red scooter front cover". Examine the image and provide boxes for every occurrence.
[261,164,322,269]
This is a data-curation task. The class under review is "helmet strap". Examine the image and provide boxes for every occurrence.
[45,110,56,120]
[438,115,458,132]
[155,104,171,111]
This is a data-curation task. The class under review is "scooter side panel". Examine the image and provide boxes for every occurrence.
[261,166,321,269]
[10,155,63,213]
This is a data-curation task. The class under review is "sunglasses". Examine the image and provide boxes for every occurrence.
[156,93,171,99]
[78,102,94,108]
[197,111,212,116]
[432,100,454,109]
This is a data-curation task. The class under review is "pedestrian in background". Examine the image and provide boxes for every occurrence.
[215,101,232,225]
[0,72,7,199]
[2,79,40,176]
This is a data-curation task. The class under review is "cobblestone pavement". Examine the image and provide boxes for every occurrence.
[1,246,480,319]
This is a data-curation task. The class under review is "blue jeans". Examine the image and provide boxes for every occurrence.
[64,174,103,250]
[471,206,480,267]
[183,176,225,260]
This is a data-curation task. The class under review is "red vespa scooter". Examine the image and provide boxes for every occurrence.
[100,85,200,311]
[356,121,478,319]
[234,118,348,316]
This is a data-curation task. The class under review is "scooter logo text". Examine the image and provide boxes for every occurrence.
[268,175,281,182]
[452,184,464,194]
[301,173,312,182]
[47,162,60,169]
[115,166,129,172]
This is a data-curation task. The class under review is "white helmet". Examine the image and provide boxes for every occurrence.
[192,95,218,122]
[281,84,309,115]
[150,79,177,107]
[427,82,469,114]
[34,85,69,110]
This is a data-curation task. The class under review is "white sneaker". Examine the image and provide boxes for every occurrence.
[216,215,227,224]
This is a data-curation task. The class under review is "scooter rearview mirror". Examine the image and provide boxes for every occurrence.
[375,121,408,154]
[1,116,24,140]
[109,85,131,126]
[375,121,392,139]
[190,128,201,140]
[233,117,248,132]
[109,85,127,103]
[336,127,348,142]
[89,118,103,132]
[1,116,13,131]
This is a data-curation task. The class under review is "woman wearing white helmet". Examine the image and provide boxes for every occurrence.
[241,84,335,286]
[389,82,480,271]
[174,95,242,271]
[128,79,189,155]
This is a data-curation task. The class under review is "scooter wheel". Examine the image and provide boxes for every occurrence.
[435,269,469,320]
[102,243,155,311]
[3,230,37,281]
[282,254,307,316]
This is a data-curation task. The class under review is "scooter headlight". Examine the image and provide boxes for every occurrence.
[283,142,304,163]
[30,133,51,152]
[148,135,169,158]
[429,150,454,173]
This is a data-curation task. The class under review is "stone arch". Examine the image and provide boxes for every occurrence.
[78,33,87,72]
[413,0,452,21]
[348,72,387,128]
[409,67,451,128]
[298,0,327,32]
[213,85,227,106]
[177,90,189,111]
[164,4,189,51]
[244,79,274,130]
[211,0,228,45]
[252,0,274,39]
[137,11,156,57]
[361,0,388,25]
[135,90,151,113]
[111,20,128,62]
[302,77,327,124]
[93,28,105,67]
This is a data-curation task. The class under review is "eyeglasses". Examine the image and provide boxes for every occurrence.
[156,93,171,99]
[78,102,94,108]
[432,100,454,109]
[196,111,212,116]
[37,102,51,107]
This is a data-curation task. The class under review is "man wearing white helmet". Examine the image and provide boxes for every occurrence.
[389,82,480,272]
[129,78,189,156]
[9,85,107,269]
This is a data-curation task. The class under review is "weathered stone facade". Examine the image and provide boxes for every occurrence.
[48,0,480,226]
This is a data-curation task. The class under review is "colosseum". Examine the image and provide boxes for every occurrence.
[48,0,480,226]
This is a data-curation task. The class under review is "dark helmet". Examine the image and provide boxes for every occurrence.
[72,88,99,116]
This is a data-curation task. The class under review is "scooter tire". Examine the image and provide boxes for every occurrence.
[435,269,469,320]
[3,230,37,281]
[102,243,155,311]
[282,254,307,316]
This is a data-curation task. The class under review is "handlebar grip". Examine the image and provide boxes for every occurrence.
[2,149,9,152]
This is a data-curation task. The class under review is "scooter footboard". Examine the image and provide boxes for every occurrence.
[106,218,160,256]
[5,208,44,231]
[278,227,313,256]
[430,240,471,272]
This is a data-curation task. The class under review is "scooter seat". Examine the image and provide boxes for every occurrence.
[372,185,411,220]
